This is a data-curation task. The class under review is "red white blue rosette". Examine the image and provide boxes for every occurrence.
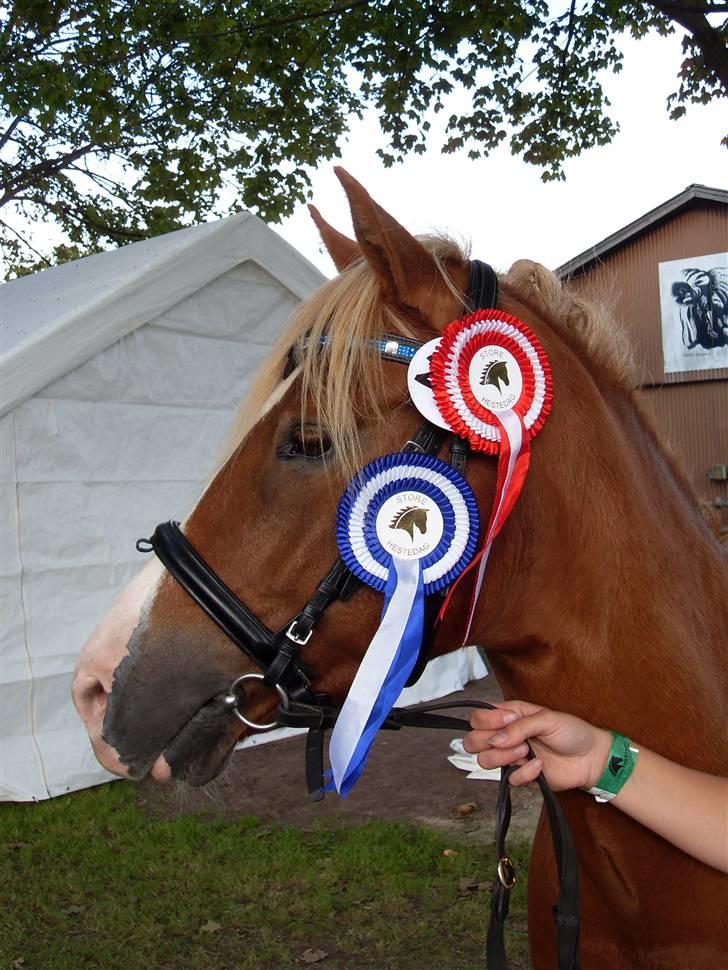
[430,309,553,641]
[429,308,551,453]
[329,452,478,795]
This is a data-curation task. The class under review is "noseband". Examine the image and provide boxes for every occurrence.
[136,261,581,970]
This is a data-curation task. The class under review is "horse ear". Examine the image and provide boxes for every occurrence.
[334,167,464,328]
[308,204,360,272]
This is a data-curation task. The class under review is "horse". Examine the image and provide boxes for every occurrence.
[73,168,728,969]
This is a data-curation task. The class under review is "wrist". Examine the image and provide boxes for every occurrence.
[585,728,614,790]
[584,731,639,803]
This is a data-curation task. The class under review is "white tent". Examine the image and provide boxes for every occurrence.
[0,213,486,801]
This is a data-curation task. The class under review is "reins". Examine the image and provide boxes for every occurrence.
[278,696,581,970]
[135,260,581,970]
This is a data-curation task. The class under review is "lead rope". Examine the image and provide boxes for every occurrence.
[278,697,580,970]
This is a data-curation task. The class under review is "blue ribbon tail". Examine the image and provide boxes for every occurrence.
[327,556,425,796]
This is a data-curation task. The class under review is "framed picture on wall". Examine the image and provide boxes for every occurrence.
[658,252,728,374]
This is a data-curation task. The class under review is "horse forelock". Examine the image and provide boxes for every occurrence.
[219,234,468,478]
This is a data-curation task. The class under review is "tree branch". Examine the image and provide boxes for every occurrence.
[0,143,97,205]
[645,0,728,93]
[0,114,23,152]
[173,0,374,42]
[0,217,52,266]
[556,0,578,99]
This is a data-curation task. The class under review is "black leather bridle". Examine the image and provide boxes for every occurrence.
[136,261,581,970]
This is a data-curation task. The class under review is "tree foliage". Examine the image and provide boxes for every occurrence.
[1,0,726,275]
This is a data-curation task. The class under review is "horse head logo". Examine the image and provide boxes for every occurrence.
[480,360,510,394]
[389,506,429,541]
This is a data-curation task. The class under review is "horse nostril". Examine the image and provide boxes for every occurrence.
[73,675,108,725]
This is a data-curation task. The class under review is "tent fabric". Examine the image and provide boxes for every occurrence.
[0,214,486,802]
[1,212,323,418]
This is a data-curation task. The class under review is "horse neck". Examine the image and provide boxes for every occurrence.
[472,342,728,771]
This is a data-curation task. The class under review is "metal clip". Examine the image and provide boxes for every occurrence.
[497,855,517,889]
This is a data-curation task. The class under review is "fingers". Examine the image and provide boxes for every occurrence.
[464,701,541,754]
[469,700,542,732]
[475,742,529,770]
[478,709,560,751]
[507,758,543,787]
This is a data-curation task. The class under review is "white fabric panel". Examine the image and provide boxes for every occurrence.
[37,715,117,798]
[0,416,24,660]
[41,325,270,409]
[1,214,325,416]
[22,562,139,663]
[152,261,300,344]
[18,481,200,569]
[14,400,231,483]
[1,217,322,800]
[0,414,50,801]
[398,645,488,704]
[2,479,201,801]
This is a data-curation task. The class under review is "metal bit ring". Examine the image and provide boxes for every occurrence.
[222,672,289,730]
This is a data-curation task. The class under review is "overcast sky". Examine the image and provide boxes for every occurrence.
[273,30,727,279]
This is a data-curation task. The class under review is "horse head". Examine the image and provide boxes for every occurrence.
[73,169,726,797]
[73,169,496,784]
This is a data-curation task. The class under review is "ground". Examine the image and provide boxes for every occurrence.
[2,677,542,970]
[140,677,541,841]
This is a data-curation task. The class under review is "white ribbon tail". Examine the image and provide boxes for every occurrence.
[328,555,422,794]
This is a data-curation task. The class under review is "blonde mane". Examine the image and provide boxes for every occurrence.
[220,242,634,478]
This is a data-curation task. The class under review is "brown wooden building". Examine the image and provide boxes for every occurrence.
[556,184,728,534]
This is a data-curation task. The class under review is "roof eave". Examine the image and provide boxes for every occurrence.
[555,183,728,280]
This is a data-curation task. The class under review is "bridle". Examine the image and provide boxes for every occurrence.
[136,260,581,970]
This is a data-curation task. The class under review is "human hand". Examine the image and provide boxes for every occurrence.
[463,700,612,792]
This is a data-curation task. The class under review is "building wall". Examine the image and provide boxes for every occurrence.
[564,202,727,530]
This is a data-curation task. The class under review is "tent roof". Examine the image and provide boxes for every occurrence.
[1,212,325,417]
[555,183,728,280]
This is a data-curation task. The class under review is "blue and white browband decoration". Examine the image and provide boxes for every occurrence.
[329,452,479,795]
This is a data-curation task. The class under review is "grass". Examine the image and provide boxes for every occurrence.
[1,782,531,969]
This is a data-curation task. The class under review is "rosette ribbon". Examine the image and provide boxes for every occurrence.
[329,452,479,795]
[430,309,552,642]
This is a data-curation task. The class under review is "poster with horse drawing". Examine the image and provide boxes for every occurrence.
[659,251,728,373]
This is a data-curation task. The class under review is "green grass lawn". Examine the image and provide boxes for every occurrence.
[1,782,531,969]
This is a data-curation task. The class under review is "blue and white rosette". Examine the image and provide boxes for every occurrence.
[329,451,479,795]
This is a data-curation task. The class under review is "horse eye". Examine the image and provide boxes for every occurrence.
[277,425,332,461]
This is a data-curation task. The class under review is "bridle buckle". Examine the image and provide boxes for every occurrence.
[286,620,313,645]
[497,855,517,890]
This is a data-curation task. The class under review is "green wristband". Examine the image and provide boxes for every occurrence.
[585,732,639,803]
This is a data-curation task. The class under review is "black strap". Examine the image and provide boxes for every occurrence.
[138,523,320,703]
[468,259,499,311]
[448,436,470,474]
[402,420,449,456]
[278,698,580,970]
[139,523,277,661]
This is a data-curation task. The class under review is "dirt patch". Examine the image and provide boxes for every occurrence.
[138,679,542,843]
